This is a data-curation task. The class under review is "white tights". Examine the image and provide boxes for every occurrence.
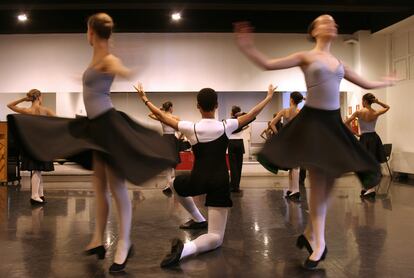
[87,155,132,264]
[31,171,44,202]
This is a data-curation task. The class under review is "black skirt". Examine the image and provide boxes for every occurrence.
[359,132,387,163]
[21,154,54,172]
[7,109,177,185]
[163,134,181,164]
[258,106,381,189]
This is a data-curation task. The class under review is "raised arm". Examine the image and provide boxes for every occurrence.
[344,65,397,89]
[344,110,359,126]
[373,98,390,116]
[234,22,305,70]
[7,97,30,114]
[237,84,276,127]
[269,110,284,133]
[134,83,179,130]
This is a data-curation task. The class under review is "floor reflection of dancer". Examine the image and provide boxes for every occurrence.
[7,89,55,205]
[269,91,304,201]
[149,101,181,196]
[345,93,390,199]
[8,13,176,273]
[235,15,395,269]
[135,83,275,267]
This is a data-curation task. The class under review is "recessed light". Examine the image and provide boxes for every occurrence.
[171,12,181,21]
[17,13,28,22]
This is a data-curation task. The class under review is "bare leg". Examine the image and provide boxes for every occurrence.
[86,155,110,250]
[307,168,335,261]
[107,165,132,264]
[288,168,300,194]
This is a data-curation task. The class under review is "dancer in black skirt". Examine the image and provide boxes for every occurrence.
[149,101,181,196]
[135,82,276,267]
[269,91,304,201]
[345,93,390,199]
[235,15,396,269]
[8,13,176,273]
[7,89,55,205]
[228,106,247,193]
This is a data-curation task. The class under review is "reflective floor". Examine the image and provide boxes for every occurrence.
[0,175,413,278]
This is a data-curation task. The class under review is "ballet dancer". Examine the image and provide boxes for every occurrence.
[235,14,396,269]
[135,82,275,267]
[345,93,390,199]
[8,13,176,273]
[149,101,181,196]
[269,91,304,201]
[7,89,55,205]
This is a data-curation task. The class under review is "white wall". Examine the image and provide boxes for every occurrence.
[0,32,356,93]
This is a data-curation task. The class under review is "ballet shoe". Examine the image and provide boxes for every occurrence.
[40,196,47,203]
[285,190,292,197]
[160,238,184,268]
[84,245,106,260]
[179,219,208,229]
[286,192,300,201]
[360,191,376,199]
[296,234,313,254]
[109,245,134,273]
[162,187,173,197]
[30,198,44,206]
[303,246,328,270]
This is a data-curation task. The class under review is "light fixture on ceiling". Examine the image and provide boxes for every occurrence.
[171,12,181,21]
[17,13,28,22]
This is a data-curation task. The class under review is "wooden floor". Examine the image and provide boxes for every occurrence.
[0,174,412,277]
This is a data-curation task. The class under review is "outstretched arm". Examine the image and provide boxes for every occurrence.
[237,84,276,127]
[269,110,284,133]
[7,97,30,114]
[105,55,132,78]
[373,98,390,116]
[134,83,179,130]
[344,65,397,89]
[234,22,305,70]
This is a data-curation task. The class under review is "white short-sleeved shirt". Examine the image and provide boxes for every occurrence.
[178,118,239,146]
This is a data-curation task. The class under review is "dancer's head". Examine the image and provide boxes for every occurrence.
[197,88,218,113]
[27,89,42,104]
[307,14,338,42]
[362,93,376,107]
[231,105,241,118]
[290,91,304,106]
[161,101,173,113]
[87,13,114,45]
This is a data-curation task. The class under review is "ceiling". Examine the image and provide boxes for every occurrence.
[0,1,413,34]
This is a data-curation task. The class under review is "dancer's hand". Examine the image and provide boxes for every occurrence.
[267,84,277,98]
[382,74,400,87]
[234,21,255,49]
[133,82,147,99]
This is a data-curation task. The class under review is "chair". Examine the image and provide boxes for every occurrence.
[383,144,393,178]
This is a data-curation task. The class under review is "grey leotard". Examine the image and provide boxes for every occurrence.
[304,60,344,110]
[358,117,377,134]
[83,67,115,119]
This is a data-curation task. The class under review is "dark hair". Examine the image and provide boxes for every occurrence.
[290,91,304,105]
[87,13,114,39]
[307,19,317,42]
[197,88,218,112]
[161,101,173,112]
[362,93,376,105]
[231,105,241,118]
[27,89,41,102]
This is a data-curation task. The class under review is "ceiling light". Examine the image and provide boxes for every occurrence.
[171,12,181,21]
[17,14,28,22]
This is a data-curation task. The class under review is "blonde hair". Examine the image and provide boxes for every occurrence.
[27,89,41,102]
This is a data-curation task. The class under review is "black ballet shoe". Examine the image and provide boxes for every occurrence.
[109,245,134,273]
[162,187,173,197]
[360,190,366,196]
[84,245,106,260]
[30,198,44,206]
[160,238,184,268]
[303,246,328,270]
[179,219,208,229]
[287,192,300,201]
[285,190,292,197]
[360,191,376,199]
[296,235,313,254]
[40,196,47,203]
